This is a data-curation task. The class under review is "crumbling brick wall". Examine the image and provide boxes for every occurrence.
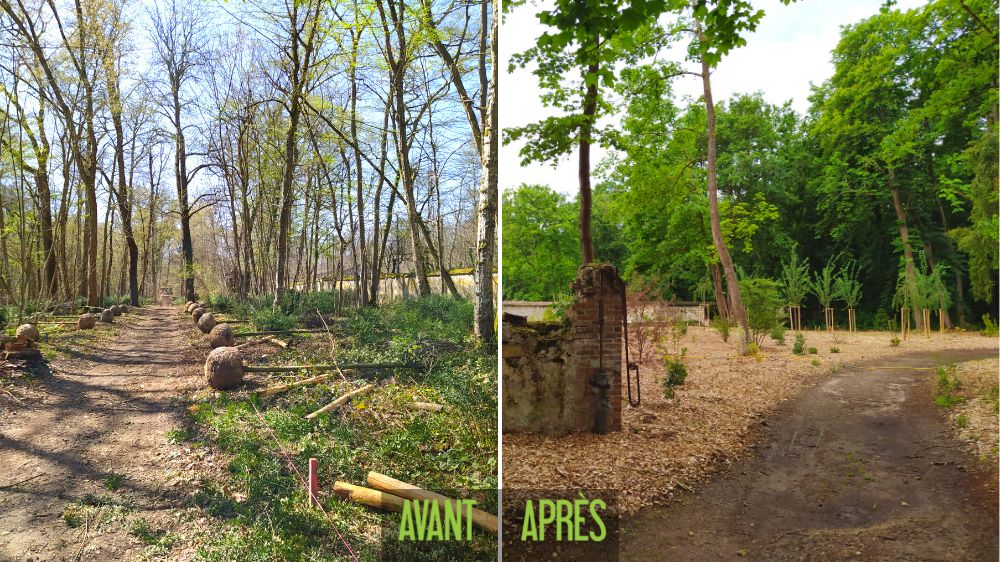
[502,264,624,433]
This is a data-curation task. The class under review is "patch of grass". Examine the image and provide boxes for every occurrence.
[955,414,968,428]
[167,427,194,443]
[711,316,731,343]
[807,347,818,355]
[934,366,965,408]
[890,337,901,347]
[829,346,840,353]
[811,359,821,367]
[130,518,178,549]
[986,385,999,415]
[104,473,125,491]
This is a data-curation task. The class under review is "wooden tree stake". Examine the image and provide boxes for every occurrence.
[308,458,319,507]
[366,471,498,534]
[333,481,407,512]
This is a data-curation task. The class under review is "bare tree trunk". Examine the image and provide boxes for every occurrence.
[697,23,750,352]
[473,0,498,343]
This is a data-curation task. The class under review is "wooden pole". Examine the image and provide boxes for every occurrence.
[333,481,407,512]
[939,308,945,334]
[243,362,414,373]
[366,471,498,534]
[308,458,319,507]
[305,384,375,419]
[235,329,330,337]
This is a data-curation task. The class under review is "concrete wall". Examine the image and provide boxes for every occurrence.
[303,272,497,304]
[503,301,554,322]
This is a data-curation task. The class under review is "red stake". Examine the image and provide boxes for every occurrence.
[308,457,319,507]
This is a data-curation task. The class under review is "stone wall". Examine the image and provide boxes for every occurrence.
[502,264,625,434]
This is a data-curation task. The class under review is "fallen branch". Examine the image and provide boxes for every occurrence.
[236,336,288,350]
[258,372,350,396]
[366,471,498,534]
[305,384,374,419]
[410,402,446,412]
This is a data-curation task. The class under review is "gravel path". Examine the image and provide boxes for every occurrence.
[621,348,998,561]
[0,306,203,561]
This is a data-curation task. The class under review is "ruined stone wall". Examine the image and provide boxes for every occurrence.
[502,264,625,434]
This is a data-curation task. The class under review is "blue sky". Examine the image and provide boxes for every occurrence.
[499,0,929,194]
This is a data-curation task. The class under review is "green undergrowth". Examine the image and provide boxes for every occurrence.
[182,295,497,560]
[934,365,964,408]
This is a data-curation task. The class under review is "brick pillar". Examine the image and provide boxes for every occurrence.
[569,264,624,432]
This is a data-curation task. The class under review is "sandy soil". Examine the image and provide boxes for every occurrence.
[621,348,998,561]
[0,306,208,561]
[502,327,999,514]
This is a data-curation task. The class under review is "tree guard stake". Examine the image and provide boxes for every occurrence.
[308,458,319,508]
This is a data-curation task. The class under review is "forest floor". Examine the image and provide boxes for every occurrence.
[620,348,998,561]
[503,328,998,516]
[0,306,208,561]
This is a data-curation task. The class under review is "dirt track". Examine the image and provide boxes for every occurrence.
[622,348,998,561]
[0,306,203,561]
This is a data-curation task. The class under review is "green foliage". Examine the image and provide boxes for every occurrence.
[934,366,964,407]
[810,259,841,309]
[711,316,732,342]
[770,324,786,345]
[250,309,298,332]
[890,337,901,347]
[208,295,234,313]
[955,414,968,428]
[811,359,821,367]
[980,314,998,337]
[834,262,863,309]
[792,333,805,355]
[780,253,810,307]
[662,348,688,399]
[501,185,581,300]
[740,277,785,346]
[830,346,840,353]
[104,473,125,491]
[807,347,818,355]
[672,319,688,337]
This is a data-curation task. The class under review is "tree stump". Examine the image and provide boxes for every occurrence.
[204,347,243,390]
[78,314,96,330]
[198,312,217,334]
[15,324,40,343]
[209,323,236,348]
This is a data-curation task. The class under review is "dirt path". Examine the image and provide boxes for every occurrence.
[622,348,998,562]
[0,306,203,561]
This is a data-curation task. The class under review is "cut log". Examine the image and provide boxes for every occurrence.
[366,471,498,534]
[410,402,446,412]
[4,348,42,360]
[333,481,406,512]
[305,384,374,419]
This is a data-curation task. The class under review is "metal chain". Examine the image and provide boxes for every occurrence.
[622,287,641,407]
